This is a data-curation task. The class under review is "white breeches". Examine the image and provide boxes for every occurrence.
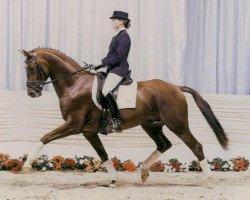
[102,73,123,96]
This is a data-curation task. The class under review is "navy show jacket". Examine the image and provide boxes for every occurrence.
[102,30,131,78]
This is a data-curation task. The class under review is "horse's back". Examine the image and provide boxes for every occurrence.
[137,79,184,99]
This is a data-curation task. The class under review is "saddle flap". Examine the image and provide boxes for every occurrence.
[95,70,134,108]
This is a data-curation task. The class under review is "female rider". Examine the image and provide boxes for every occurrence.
[94,11,131,133]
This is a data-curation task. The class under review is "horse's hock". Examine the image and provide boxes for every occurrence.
[0,90,250,160]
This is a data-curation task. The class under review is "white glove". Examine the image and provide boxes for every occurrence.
[96,67,107,73]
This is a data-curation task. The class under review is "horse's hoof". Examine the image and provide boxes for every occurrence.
[109,180,117,188]
[97,180,117,188]
[20,167,34,174]
[141,169,149,183]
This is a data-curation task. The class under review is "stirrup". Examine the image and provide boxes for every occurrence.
[112,118,123,133]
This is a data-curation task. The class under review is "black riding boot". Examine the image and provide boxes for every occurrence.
[105,92,123,133]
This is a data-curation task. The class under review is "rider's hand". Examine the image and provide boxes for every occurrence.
[93,65,103,70]
[94,65,107,73]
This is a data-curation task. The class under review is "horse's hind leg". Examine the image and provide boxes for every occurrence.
[163,112,211,174]
[140,121,172,183]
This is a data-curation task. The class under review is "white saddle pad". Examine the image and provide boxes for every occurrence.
[91,76,137,110]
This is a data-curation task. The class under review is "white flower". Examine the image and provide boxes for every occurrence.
[48,163,53,168]
[165,165,172,172]
[222,163,229,169]
[42,167,47,171]
[210,165,215,170]
[182,163,189,171]
[78,159,83,165]
[228,161,234,170]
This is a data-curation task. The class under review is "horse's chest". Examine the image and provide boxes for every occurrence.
[59,98,72,119]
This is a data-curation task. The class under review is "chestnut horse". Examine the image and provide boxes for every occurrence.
[20,48,228,185]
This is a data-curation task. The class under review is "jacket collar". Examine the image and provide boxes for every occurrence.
[112,29,126,41]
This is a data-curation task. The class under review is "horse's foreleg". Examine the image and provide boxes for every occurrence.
[23,120,82,170]
[22,141,44,170]
[84,134,118,186]
[141,122,172,183]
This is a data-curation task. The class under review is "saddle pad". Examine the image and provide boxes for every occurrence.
[91,76,137,110]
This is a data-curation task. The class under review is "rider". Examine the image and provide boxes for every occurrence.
[93,11,131,133]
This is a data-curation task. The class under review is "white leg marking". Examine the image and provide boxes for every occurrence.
[102,160,118,183]
[141,150,162,183]
[23,141,44,168]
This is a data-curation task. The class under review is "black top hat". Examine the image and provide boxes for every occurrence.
[110,11,130,22]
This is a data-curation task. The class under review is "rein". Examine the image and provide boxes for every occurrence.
[25,56,93,92]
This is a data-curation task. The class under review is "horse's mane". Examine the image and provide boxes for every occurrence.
[32,47,82,68]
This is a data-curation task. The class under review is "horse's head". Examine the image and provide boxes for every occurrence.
[20,49,49,98]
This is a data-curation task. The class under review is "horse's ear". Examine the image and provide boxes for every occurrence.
[19,49,31,58]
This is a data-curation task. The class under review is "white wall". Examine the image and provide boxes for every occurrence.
[0,0,250,94]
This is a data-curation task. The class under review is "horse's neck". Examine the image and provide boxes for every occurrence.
[43,53,89,97]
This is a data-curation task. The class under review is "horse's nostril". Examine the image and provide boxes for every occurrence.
[29,91,36,97]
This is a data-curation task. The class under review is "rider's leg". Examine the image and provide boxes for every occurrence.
[102,73,123,133]
[105,92,123,132]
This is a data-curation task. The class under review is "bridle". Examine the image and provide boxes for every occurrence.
[25,56,47,93]
[25,55,92,93]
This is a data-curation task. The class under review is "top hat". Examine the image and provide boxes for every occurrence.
[110,11,130,22]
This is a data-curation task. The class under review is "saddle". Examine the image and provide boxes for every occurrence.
[96,70,133,107]
[95,70,133,135]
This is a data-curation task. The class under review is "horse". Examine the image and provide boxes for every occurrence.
[20,47,228,185]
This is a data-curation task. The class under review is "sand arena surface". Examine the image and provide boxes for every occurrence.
[0,171,249,200]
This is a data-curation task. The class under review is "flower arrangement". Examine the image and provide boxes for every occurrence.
[188,160,201,171]
[0,153,249,173]
[230,157,249,171]
[0,153,10,162]
[74,155,103,173]
[31,154,54,171]
[149,160,165,172]
[51,155,65,171]
[111,157,137,172]
[165,158,189,172]
[121,159,137,172]
[111,156,124,171]
[208,157,231,171]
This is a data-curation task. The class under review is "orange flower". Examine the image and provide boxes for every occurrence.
[65,158,75,167]
[231,157,249,171]
[2,159,23,173]
[51,156,65,170]
[111,157,121,170]
[122,160,136,172]
[0,153,10,162]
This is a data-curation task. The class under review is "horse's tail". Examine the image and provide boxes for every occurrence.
[179,86,229,150]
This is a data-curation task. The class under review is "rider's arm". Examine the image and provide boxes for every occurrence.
[101,34,130,67]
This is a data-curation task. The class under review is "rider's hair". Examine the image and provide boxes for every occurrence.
[116,18,131,29]
[123,20,131,29]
